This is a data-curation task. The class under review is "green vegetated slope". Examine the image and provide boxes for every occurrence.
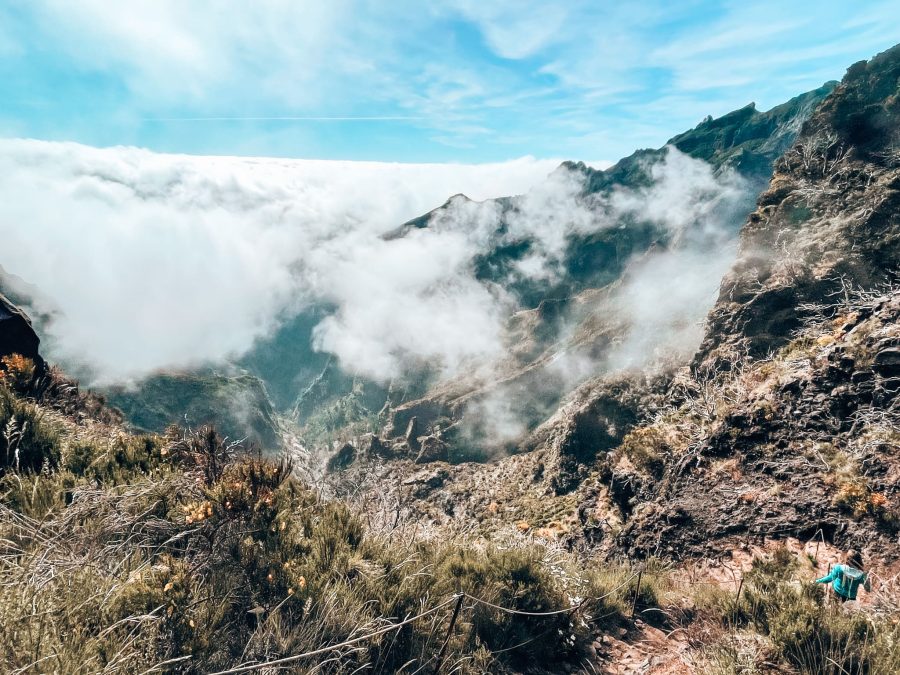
[106,370,281,450]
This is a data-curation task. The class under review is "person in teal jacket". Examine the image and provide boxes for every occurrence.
[815,550,871,601]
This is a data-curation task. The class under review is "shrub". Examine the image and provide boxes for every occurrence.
[710,549,900,674]
[0,353,36,393]
[619,426,669,477]
[834,478,872,518]
[0,385,61,472]
[432,545,576,668]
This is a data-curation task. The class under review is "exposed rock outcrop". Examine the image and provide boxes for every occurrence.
[696,44,900,367]
[523,374,664,494]
[0,292,43,367]
[326,442,357,472]
[415,434,448,464]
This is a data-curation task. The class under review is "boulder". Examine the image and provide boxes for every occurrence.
[383,400,448,438]
[0,293,43,366]
[358,433,390,458]
[414,435,448,464]
[326,442,356,472]
[402,467,450,497]
[873,347,900,378]
[850,370,875,384]
[404,417,421,452]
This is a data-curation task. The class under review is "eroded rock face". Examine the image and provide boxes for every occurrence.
[0,292,43,366]
[696,44,900,368]
[523,374,665,494]
[415,435,449,464]
[610,46,900,559]
[358,433,390,458]
[326,442,356,472]
[383,400,448,439]
[611,295,900,559]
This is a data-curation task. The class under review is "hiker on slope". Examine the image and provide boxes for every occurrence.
[815,549,871,602]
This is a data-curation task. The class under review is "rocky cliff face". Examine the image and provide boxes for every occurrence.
[571,45,900,559]
[697,45,900,365]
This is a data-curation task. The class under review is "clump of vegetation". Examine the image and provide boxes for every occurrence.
[300,386,380,448]
[695,548,900,674]
[619,426,668,477]
[0,383,62,472]
[0,353,36,392]
[584,557,674,627]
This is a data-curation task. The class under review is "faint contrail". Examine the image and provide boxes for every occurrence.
[143,115,424,122]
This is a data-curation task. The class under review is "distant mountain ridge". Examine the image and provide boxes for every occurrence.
[15,81,837,454]
[352,81,837,461]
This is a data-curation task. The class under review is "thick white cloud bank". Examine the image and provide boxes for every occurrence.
[0,139,561,382]
[0,138,747,397]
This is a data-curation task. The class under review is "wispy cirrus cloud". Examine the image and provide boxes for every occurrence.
[1,1,897,162]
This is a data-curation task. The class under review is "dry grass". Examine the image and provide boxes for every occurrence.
[691,549,900,675]
[0,376,624,673]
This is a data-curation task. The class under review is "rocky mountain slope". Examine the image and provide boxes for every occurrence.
[2,45,900,675]
[0,291,43,368]
[615,42,900,558]
[4,329,897,673]
[334,45,900,576]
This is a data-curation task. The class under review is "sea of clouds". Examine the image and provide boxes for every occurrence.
[0,139,565,382]
[0,138,750,402]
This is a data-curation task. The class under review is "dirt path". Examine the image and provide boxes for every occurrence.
[593,622,693,675]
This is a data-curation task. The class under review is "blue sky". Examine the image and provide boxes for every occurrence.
[1,1,897,163]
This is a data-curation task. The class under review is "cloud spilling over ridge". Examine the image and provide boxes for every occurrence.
[450,149,752,448]
[605,148,750,369]
[310,222,515,380]
[0,139,560,382]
